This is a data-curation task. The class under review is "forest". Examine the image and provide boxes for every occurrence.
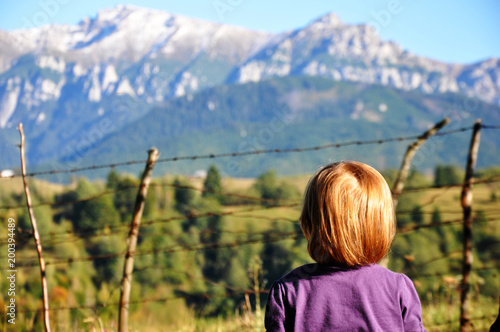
[0,162,499,331]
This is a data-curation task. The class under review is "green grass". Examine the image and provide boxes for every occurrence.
[1,173,499,331]
[422,295,499,331]
[7,295,497,331]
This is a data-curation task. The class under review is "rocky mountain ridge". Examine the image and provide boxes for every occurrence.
[0,5,498,169]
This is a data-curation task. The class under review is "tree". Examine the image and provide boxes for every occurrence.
[253,170,300,206]
[86,236,123,285]
[411,205,424,225]
[254,170,279,201]
[143,185,157,217]
[201,215,232,282]
[262,237,293,285]
[174,177,196,215]
[106,169,120,189]
[71,179,120,232]
[434,165,462,187]
[111,176,138,222]
[473,210,488,237]
[406,168,430,188]
[431,208,442,225]
[203,164,222,201]
[395,195,415,228]
[106,171,157,220]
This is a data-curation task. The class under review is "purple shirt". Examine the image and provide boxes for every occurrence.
[265,263,426,331]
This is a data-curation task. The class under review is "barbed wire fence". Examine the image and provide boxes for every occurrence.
[1,120,500,330]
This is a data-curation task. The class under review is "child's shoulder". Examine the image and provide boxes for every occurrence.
[277,263,411,286]
[277,263,323,283]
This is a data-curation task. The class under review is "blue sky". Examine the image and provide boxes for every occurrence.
[1,0,499,64]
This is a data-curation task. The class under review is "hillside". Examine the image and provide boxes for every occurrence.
[53,76,500,179]
[1,168,498,330]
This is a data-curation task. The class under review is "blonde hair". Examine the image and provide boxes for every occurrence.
[300,161,395,266]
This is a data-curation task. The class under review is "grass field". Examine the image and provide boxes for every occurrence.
[1,172,499,331]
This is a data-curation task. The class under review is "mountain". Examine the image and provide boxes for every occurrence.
[0,5,499,173]
[0,5,272,166]
[229,13,500,106]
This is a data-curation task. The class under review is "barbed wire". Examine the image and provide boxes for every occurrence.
[400,176,500,194]
[18,288,269,313]
[6,213,500,263]
[4,204,499,247]
[397,250,464,275]
[396,209,500,216]
[0,184,139,210]
[133,266,262,293]
[2,203,300,243]
[426,313,499,330]
[3,209,499,253]
[394,175,500,216]
[152,182,300,204]
[399,240,500,275]
[0,222,302,249]
[2,171,498,213]
[412,265,500,280]
[4,122,500,327]
[12,231,301,268]
[2,125,484,180]
[397,216,500,234]
[0,179,301,211]
[482,125,500,129]
[15,267,500,316]
[1,175,498,245]
[15,264,500,315]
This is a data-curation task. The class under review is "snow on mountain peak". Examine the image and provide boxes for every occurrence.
[95,4,136,22]
[1,5,499,132]
[311,12,343,27]
[95,5,176,25]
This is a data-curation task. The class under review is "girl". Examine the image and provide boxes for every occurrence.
[265,161,426,331]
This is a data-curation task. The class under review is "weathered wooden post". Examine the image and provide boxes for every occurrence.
[118,148,160,332]
[18,123,52,332]
[460,119,482,332]
[383,118,450,268]
[392,117,450,207]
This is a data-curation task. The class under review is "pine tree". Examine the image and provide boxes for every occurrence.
[411,205,424,225]
[431,207,442,225]
[106,169,119,189]
[72,179,120,232]
[434,165,462,187]
[254,170,279,201]
[174,177,195,215]
[203,164,222,200]
[112,176,138,222]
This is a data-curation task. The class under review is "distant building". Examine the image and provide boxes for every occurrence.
[193,170,207,178]
[0,170,15,178]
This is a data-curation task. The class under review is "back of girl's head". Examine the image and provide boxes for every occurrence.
[300,161,395,267]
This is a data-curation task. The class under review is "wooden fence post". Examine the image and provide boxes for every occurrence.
[18,123,52,332]
[118,148,160,332]
[460,119,482,332]
[392,117,450,207]
[382,118,449,268]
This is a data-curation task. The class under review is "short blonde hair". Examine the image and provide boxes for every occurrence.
[300,161,395,266]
